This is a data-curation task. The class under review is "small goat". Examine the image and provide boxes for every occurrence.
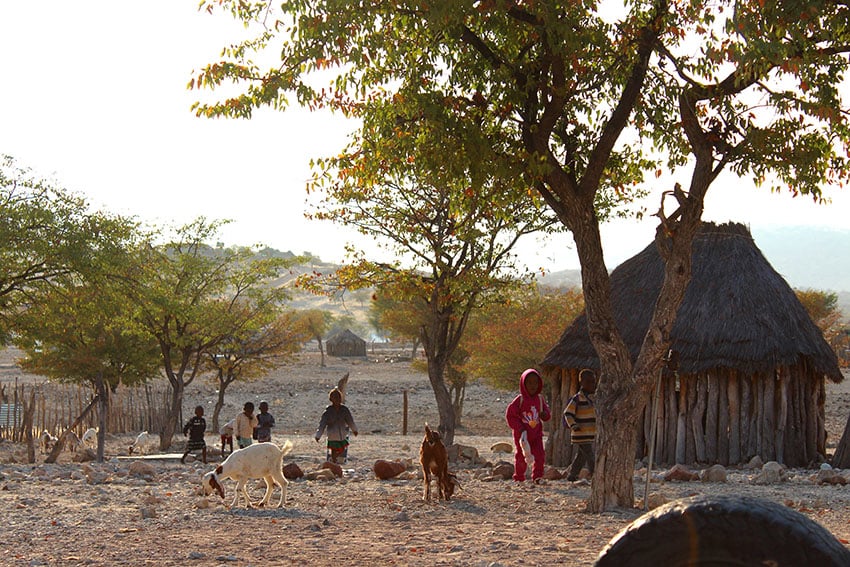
[420,423,459,501]
[202,440,293,508]
[128,431,157,455]
[39,430,57,454]
[64,430,82,452]
[81,427,98,450]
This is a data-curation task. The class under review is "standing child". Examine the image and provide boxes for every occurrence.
[181,405,207,464]
[314,387,358,464]
[220,418,234,456]
[256,400,275,443]
[234,402,259,450]
[563,369,597,481]
[505,368,551,483]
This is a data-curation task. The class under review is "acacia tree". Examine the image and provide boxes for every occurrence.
[14,283,161,462]
[204,308,310,431]
[116,219,295,450]
[370,288,423,358]
[0,155,127,342]
[194,2,850,509]
[464,285,585,391]
[300,152,556,445]
[296,309,334,367]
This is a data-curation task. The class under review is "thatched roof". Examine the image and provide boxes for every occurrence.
[327,329,366,346]
[541,222,843,382]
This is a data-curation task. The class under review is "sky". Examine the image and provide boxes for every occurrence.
[2,2,848,274]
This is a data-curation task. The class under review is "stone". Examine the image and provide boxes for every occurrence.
[128,461,156,479]
[321,461,343,477]
[663,464,699,482]
[373,459,406,480]
[542,466,564,480]
[283,462,303,479]
[813,469,848,485]
[700,464,727,483]
[490,441,514,454]
[752,461,785,485]
[491,463,514,480]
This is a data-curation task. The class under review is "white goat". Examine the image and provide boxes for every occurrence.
[128,431,157,455]
[202,440,293,508]
[81,427,98,450]
[39,430,58,454]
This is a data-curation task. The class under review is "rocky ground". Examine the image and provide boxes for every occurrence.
[1,349,850,566]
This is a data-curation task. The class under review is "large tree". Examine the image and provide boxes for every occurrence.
[194,1,850,510]
[115,219,295,450]
[0,155,129,342]
[203,308,310,431]
[14,281,161,462]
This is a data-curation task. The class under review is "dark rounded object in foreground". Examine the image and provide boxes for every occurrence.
[595,494,850,567]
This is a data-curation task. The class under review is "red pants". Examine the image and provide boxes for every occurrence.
[512,430,545,481]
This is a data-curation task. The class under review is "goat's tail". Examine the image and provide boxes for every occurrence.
[278,439,294,457]
[424,422,433,436]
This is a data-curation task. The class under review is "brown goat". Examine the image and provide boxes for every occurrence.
[420,423,459,501]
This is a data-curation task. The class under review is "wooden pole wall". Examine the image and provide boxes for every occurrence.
[633,365,827,468]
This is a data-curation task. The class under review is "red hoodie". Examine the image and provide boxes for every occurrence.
[505,369,551,442]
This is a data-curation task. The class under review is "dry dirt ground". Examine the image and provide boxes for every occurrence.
[2,349,850,566]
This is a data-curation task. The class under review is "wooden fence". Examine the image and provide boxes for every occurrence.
[0,378,173,442]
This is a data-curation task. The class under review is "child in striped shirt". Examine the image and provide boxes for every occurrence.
[563,368,597,481]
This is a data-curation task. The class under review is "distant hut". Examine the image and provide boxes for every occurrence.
[541,222,842,468]
[326,329,367,357]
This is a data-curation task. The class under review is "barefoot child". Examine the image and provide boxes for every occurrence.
[181,405,207,464]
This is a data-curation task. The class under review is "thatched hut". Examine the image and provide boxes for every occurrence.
[541,222,842,468]
[326,329,367,357]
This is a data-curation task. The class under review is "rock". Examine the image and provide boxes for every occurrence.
[490,442,514,454]
[304,469,336,481]
[639,492,669,510]
[140,506,157,519]
[752,461,785,485]
[373,459,406,480]
[745,455,764,470]
[664,464,699,482]
[128,461,156,480]
[74,448,96,463]
[813,469,848,485]
[446,443,480,464]
[321,461,343,477]
[491,463,514,480]
[700,464,727,483]
[542,466,564,480]
[283,462,303,479]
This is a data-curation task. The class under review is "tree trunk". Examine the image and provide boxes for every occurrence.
[46,394,100,464]
[450,381,466,428]
[22,388,36,464]
[427,361,456,446]
[95,377,109,463]
[162,382,184,451]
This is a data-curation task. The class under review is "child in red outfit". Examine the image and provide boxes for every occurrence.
[505,368,551,482]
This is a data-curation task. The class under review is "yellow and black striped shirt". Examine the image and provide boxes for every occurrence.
[563,390,596,444]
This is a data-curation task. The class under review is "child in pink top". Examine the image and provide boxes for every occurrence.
[505,368,551,482]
